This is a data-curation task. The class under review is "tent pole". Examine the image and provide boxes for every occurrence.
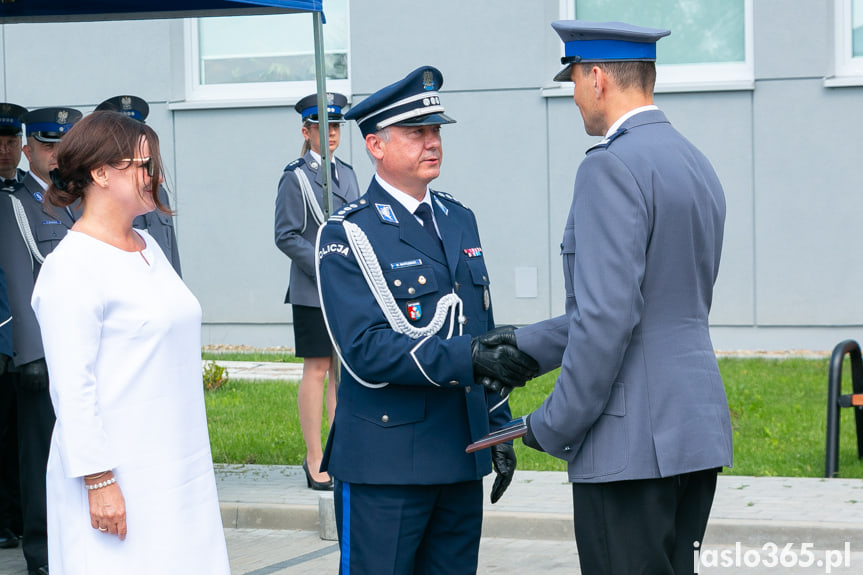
[312,9,340,390]
[313,10,331,219]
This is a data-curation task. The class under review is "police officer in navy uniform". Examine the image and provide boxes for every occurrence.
[0,103,27,186]
[0,106,82,575]
[274,92,360,490]
[316,66,538,575]
[93,95,182,276]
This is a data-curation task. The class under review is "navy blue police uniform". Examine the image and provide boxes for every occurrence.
[316,66,512,575]
[0,106,81,574]
[94,95,182,276]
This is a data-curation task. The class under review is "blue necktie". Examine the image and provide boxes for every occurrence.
[414,203,442,248]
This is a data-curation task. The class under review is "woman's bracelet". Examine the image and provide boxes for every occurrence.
[85,477,116,491]
[84,471,109,481]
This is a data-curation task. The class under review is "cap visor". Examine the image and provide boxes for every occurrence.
[553,64,574,83]
[32,133,63,143]
[306,115,347,124]
[394,112,457,127]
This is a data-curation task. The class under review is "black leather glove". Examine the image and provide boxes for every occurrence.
[19,358,49,392]
[0,354,8,377]
[522,414,545,453]
[490,442,516,504]
[471,326,539,392]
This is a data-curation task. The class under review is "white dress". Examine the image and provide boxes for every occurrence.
[31,230,230,575]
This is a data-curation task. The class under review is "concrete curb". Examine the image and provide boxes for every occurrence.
[219,501,863,547]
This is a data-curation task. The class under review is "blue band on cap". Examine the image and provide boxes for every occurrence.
[25,121,72,135]
[564,39,656,61]
[302,105,342,119]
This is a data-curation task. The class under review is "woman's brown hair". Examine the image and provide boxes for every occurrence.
[46,110,169,214]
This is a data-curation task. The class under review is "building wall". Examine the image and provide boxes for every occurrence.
[2,0,862,351]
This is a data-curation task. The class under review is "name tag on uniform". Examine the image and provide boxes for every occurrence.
[42,220,61,224]
[391,259,422,269]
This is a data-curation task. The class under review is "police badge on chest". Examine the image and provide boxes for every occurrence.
[407,301,422,321]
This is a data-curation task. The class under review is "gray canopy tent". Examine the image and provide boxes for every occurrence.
[0,0,339,216]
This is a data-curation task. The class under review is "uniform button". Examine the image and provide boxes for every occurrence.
[360,199,367,204]
[381,414,389,423]
[454,281,460,291]
[449,380,459,386]
[408,287,416,295]
[394,279,402,287]
[350,203,358,208]
[465,387,471,394]
[563,446,571,452]
[418,275,427,285]
[483,275,488,281]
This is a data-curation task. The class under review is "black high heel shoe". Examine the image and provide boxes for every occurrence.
[302,459,334,491]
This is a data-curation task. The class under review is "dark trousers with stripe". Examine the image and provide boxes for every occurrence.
[334,479,483,575]
[571,468,719,575]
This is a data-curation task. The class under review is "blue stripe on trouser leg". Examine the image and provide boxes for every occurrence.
[340,481,350,574]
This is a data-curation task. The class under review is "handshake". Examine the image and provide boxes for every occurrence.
[470,326,539,399]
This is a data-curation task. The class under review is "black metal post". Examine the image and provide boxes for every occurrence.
[825,339,863,477]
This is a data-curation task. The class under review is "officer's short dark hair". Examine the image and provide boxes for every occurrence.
[47,111,169,214]
[579,61,656,93]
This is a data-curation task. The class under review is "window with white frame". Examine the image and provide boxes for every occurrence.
[185,0,350,104]
[561,0,753,92]
[830,0,863,84]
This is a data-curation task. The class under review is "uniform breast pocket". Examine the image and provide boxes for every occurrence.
[156,212,174,228]
[35,222,66,252]
[382,265,438,300]
[561,226,576,298]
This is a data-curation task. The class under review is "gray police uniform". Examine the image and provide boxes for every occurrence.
[0,174,73,367]
[131,186,181,277]
[518,109,733,480]
[275,152,360,307]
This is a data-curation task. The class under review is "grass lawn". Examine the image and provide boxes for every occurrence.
[202,351,302,363]
[205,357,863,478]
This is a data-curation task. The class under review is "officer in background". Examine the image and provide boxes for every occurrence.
[316,66,538,574]
[0,106,82,575]
[0,103,27,186]
[274,92,360,490]
[94,95,182,276]
[0,264,20,549]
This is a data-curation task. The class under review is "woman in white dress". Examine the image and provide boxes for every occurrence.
[30,111,230,574]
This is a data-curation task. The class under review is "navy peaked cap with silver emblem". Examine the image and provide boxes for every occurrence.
[23,107,83,143]
[295,92,348,124]
[551,20,671,82]
[344,66,456,137]
[95,95,149,122]
[0,103,27,136]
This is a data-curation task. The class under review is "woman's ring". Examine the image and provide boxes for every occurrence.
[98,526,108,532]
